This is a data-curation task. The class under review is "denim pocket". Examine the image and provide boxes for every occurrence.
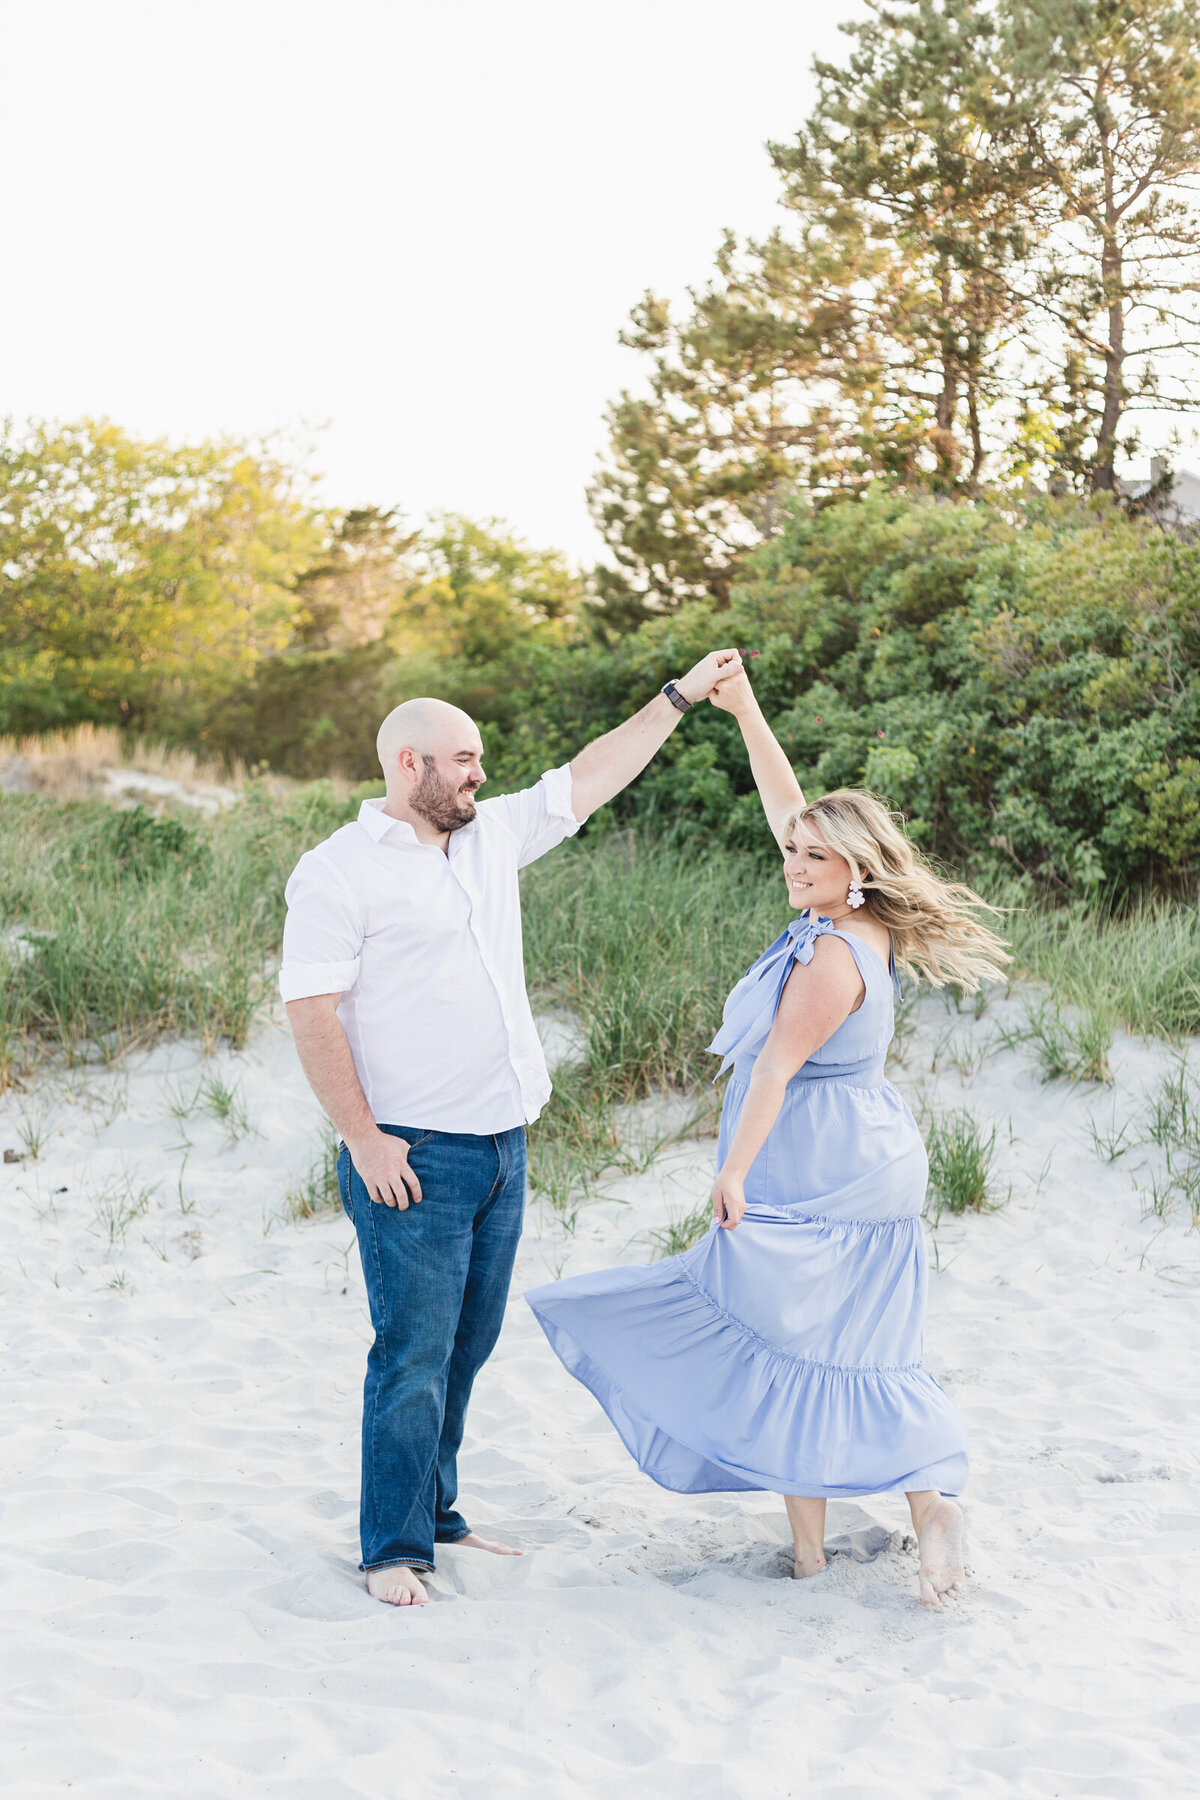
[336,1143,354,1223]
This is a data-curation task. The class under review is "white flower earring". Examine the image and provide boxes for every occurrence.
[847,877,865,909]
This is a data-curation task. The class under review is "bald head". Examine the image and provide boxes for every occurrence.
[376,698,480,782]
[374,699,486,835]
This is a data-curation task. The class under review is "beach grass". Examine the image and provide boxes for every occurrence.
[521,830,787,1098]
[922,1108,1002,1221]
[520,830,785,1215]
[0,784,355,1087]
[998,888,1200,1041]
[4,785,1199,1123]
[650,1198,716,1258]
[0,720,249,799]
[284,1122,342,1221]
[524,1062,624,1217]
[87,1170,157,1247]
[1139,1058,1200,1225]
[997,999,1115,1085]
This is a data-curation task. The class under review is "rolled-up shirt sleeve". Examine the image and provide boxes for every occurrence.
[479,764,583,869]
[278,852,363,1001]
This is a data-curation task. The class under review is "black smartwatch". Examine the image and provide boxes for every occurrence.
[661,679,693,713]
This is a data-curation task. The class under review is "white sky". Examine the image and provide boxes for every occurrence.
[1,0,870,562]
[2,0,1191,565]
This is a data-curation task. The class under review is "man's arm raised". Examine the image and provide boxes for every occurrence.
[569,648,744,822]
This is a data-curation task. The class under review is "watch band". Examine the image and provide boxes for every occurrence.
[661,679,693,714]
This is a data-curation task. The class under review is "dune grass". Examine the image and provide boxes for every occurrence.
[521,830,787,1098]
[5,784,1199,1158]
[651,1198,716,1259]
[0,721,250,800]
[999,888,1200,1041]
[995,999,1116,1085]
[522,1063,623,1219]
[922,1109,1002,1222]
[284,1123,343,1221]
[1138,1058,1200,1225]
[0,783,356,1086]
[519,831,787,1211]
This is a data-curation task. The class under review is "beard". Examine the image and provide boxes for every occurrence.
[411,762,479,833]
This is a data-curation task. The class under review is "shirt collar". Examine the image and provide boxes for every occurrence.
[356,796,479,850]
[357,797,419,845]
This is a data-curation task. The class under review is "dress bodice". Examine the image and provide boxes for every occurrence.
[707,912,899,1084]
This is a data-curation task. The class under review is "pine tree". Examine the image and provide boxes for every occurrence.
[775,0,1036,488]
[589,1,1043,612]
[1001,0,1200,488]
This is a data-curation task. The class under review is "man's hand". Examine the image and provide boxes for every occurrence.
[347,1128,424,1208]
[676,648,744,706]
[568,646,745,822]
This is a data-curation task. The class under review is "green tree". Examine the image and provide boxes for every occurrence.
[394,515,584,662]
[588,0,1200,611]
[198,515,587,779]
[1001,0,1200,489]
[774,0,1035,489]
[588,2,1041,614]
[292,507,420,650]
[0,418,323,735]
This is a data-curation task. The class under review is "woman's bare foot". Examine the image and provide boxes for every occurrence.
[784,1495,827,1580]
[454,1532,522,1556]
[365,1564,429,1606]
[914,1498,964,1606]
[792,1548,828,1580]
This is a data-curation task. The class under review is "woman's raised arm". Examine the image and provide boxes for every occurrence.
[708,669,804,848]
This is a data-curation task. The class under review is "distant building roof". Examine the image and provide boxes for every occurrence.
[1118,457,1200,526]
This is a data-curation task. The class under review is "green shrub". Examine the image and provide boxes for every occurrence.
[104,806,210,880]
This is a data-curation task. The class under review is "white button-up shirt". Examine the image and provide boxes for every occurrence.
[278,767,581,1134]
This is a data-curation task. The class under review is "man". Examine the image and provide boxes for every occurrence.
[281,648,744,1606]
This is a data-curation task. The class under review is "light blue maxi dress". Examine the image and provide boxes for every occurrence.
[526,912,969,1498]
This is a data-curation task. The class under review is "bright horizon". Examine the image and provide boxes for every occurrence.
[3,0,1196,568]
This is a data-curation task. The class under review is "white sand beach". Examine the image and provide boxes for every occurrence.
[3,990,1199,1799]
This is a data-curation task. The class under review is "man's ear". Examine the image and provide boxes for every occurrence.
[396,747,423,787]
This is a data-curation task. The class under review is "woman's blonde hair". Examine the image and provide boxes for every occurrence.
[787,789,1010,991]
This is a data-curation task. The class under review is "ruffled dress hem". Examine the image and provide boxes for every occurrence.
[526,1252,968,1499]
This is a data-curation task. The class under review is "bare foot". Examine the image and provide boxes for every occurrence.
[916,1499,964,1607]
[792,1549,828,1580]
[453,1532,522,1557]
[366,1564,429,1606]
[785,1495,827,1580]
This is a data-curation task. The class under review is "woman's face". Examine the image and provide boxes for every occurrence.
[782,820,853,914]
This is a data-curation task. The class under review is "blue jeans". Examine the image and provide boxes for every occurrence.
[337,1124,527,1573]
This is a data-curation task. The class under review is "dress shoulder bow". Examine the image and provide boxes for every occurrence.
[706,913,837,1080]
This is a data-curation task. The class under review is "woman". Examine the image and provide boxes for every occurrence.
[526,669,1009,1606]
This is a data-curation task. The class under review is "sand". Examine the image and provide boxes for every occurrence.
[2,986,1199,1798]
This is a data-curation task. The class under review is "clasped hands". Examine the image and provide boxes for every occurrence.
[676,647,754,709]
[675,647,759,719]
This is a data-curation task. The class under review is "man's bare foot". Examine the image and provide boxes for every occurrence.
[366,1564,429,1606]
[915,1499,964,1607]
[453,1532,522,1557]
[792,1548,828,1580]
